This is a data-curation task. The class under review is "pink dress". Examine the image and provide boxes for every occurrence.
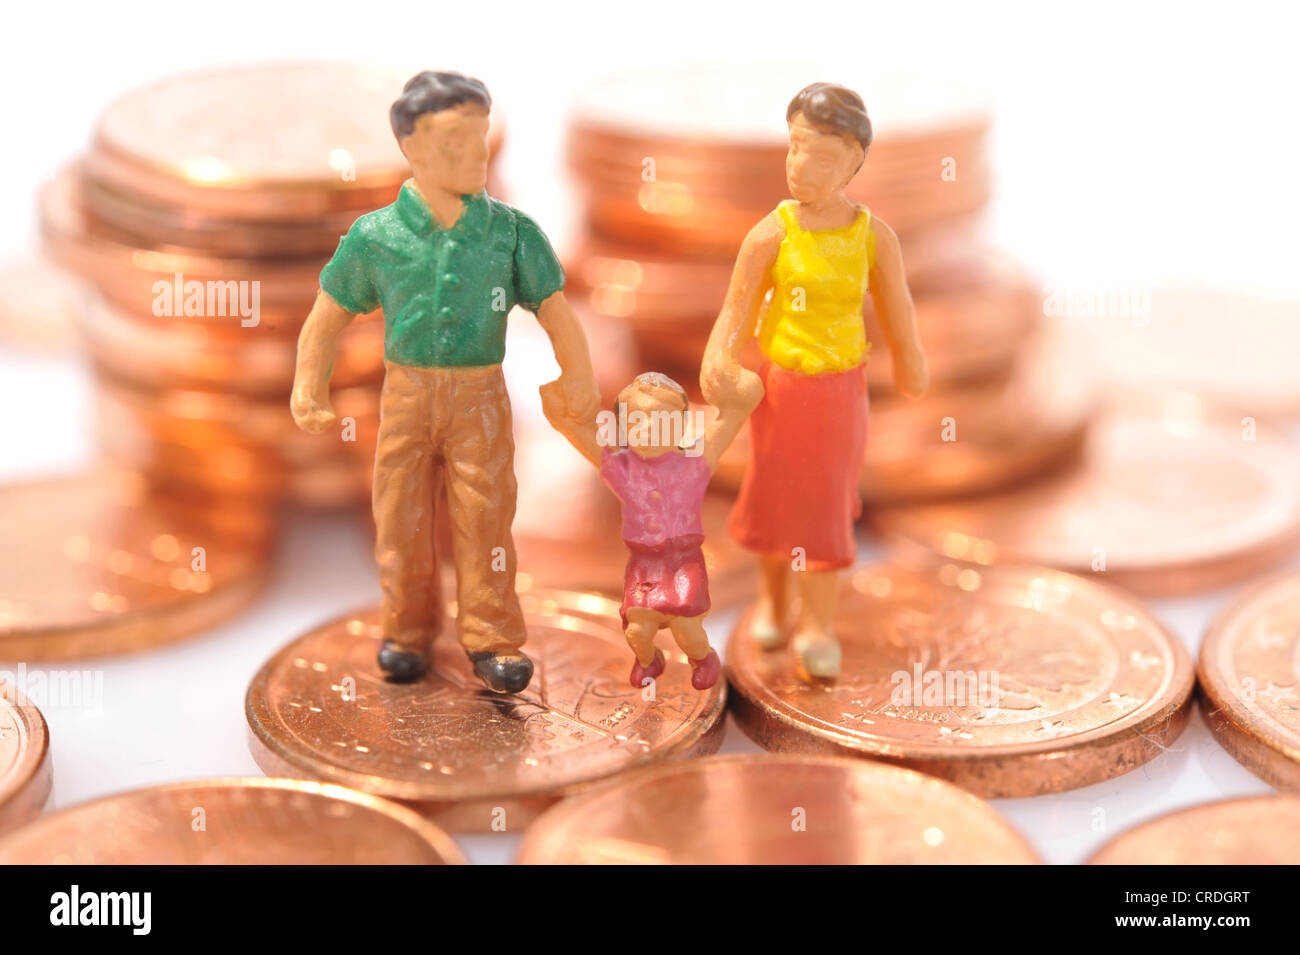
[600,448,712,627]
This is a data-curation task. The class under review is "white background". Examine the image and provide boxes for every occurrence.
[1,0,1297,864]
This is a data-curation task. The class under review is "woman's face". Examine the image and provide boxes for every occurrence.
[785,110,864,204]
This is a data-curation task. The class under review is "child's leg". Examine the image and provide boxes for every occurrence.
[668,614,721,690]
[666,614,711,661]
[623,608,662,666]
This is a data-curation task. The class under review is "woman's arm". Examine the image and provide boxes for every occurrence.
[868,217,929,400]
[700,215,782,406]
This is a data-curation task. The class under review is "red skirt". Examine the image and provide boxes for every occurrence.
[729,361,868,571]
[620,536,711,628]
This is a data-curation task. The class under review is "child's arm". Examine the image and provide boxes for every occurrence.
[696,376,763,473]
[540,380,603,468]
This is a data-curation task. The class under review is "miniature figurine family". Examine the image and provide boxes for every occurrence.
[291,70,927,695]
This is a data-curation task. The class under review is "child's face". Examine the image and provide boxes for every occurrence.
[618,382,688,458]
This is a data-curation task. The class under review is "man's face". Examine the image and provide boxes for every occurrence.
[399,102,491,195]
[785,110,864,204]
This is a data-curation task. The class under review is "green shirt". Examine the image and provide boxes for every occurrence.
[320,183,565,368]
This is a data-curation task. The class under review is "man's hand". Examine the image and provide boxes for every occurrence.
[558,368,600,421]
[290,382,337,434]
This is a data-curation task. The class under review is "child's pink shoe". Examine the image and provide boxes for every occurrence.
[629,649,666,688]
[690,649,721,690]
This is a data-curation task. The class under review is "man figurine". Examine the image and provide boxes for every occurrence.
[291,71,599,694]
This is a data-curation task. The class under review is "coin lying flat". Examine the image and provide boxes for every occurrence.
[0,472,273,660]
[0,689,52,834]
[726,563,1194,797]
[246,589,727,832]
[0,777,464,864]
[517,753,1039,864]
[1088,795,1300,864]
[871,396,1300,594]
[1198,568,1300,788]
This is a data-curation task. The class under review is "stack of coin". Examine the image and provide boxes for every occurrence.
[562,65,1080,503]
[41,63,504,508]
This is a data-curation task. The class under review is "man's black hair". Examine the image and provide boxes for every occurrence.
[390,71,491,140]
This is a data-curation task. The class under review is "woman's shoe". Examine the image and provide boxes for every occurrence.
[792,630,842,678]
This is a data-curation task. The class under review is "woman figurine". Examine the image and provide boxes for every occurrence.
[701,82,929,679]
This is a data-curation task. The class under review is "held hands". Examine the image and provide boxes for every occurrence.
[557,368,600,422]
[290,382,337,434]
[702,356,764,417]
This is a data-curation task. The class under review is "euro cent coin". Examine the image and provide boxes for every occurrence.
[1089,795,1300,864]
[517,753,1040,864]
[0,777,464,864]
[725,562,1194,797]
[1198,568,1300,789]
[246,589,727,832]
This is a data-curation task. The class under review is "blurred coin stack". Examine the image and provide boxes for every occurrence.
[40,63,504,509]
[564,66,1092,505]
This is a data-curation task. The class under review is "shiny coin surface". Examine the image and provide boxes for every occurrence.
[0,689,53,834]
[246,589,727,832]
[0,777,464,864]
[517,753,1039,864]
[87,63,419,220]
[1088,795,1300,864]
[0,472,273,660]
[726,563,1194,797]
[1198,568,1300,788]
[871,396,1300,594]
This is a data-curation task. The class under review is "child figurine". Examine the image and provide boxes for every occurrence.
[701,82,929,679]
[542,372,758,690]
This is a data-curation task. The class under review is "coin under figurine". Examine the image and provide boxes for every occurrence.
[290,71,600,694]
[701,81,929,679]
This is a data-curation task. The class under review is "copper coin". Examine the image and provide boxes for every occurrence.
[246,589,727,832]
[1198,568,1300,788]
[1088,795,1300,864]
[871,395,1300,594]
[84,63,499,222]
[1083,288,1300,417]
[41,168,324,317]
[0,472,273,660]
[517,753,1039,864]
[0,688,52,835]
[79,294,385,395]
[726,562,1194,797]
[0,777,465,864]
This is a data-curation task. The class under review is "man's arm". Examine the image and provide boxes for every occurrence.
[290,290,357,433]
[869,218,929,401]
[539,380,602,468]
[536,291,600,421]
[700,215,781,407]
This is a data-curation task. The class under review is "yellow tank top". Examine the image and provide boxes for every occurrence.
[758,199,875,375]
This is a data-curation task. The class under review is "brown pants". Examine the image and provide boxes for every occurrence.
[373,362,524,654]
